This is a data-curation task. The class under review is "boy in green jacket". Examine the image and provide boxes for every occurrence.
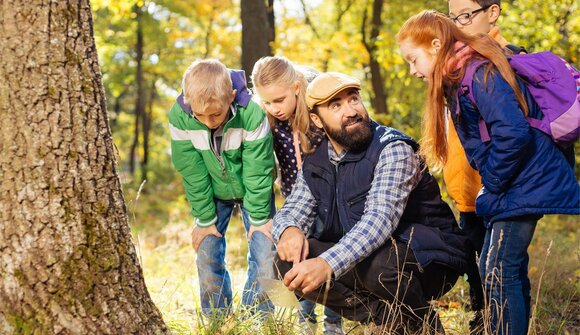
[169,59,276,316]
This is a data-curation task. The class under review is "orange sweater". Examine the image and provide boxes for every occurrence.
[442,27,510,212]
[443,119,482,212]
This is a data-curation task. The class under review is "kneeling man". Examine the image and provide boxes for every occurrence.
[273,72,473,334]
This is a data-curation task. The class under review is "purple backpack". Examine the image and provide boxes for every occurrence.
[457,51,580,147]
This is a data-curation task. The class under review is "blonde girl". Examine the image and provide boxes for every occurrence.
[251,56,342,335]
[251,56,323,197]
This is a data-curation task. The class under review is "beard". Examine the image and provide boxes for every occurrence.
[321,112,373,152]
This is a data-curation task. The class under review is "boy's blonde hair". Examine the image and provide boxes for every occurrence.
[182,59,232,114]
[251,56,319,154]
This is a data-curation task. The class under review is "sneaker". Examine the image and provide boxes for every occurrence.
[323,321,345,335]
[299,320,318,335]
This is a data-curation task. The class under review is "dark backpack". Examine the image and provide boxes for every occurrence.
[456,51,580,148]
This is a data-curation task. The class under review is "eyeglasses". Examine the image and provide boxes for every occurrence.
[449,5,492,25]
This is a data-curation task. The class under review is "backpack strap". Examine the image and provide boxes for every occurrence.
[458,59,488,111]
[229,69,252,108]
[457,59,492,142]
[478,119,491,142]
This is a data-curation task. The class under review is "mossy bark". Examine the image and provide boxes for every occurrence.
[0,1,168,334]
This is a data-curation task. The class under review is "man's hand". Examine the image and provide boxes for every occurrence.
[276,226,308,265]
[283,257,333,294]
[248,219,273,242]
[191,225,222,252]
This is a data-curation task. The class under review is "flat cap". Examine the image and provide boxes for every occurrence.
[306,72,361,110]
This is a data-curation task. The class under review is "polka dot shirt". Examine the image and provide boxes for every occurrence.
[272,120,323,197]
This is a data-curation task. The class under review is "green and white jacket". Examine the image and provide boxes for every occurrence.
[169,97,275,227]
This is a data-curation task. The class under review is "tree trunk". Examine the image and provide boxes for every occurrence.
[141,82,156,183]
[362,0,388,115]
[203,4,216,58]
[129,3,145,176]
[267,0,276,47]
[0,1,168,334]
[368,58,388,114]
[241,0,273,77]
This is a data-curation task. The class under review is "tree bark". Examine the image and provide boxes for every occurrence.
[362,0,388,115]
[0,1,168,334]
[241,0,273,77]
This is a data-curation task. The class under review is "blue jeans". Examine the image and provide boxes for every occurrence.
[479,216,538,335]
[299,298,342,326]
[196,198,275,316]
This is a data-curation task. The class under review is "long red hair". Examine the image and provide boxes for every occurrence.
[397,10,528,168]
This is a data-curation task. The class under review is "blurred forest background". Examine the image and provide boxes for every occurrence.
[90,0,578,334]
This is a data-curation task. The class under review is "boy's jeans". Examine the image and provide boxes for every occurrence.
[479,216,539,335]
[196,198,275,316]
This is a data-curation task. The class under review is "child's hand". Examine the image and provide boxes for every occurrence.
[248,219,273,242]
[191,225,222,252]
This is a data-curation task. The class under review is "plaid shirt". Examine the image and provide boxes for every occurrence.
[272,140,422,278]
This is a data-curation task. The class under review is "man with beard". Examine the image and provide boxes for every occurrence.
[272,72,474,334]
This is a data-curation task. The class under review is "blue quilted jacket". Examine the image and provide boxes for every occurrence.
[451,65,579,226]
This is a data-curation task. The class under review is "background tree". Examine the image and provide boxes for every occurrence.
[129,2,145,178]
[241,0,275,77]
[361,0,388,115]
[0,1,168,333]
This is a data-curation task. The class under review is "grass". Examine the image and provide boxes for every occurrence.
[127,181,579,334]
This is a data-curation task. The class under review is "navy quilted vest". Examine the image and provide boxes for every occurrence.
[303,122,471,272]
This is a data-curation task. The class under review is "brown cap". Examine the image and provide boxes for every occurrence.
[306,72,361,110]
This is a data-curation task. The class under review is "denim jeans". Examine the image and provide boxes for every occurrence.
[479,216,539,335]
[196,198,275,316]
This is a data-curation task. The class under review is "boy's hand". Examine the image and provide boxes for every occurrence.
[283,257,332,294]
[277,227,308,266]
[248,219,273,242]
[191,225,222,252]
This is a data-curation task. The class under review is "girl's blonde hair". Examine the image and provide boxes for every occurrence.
[396,10,528,168]
[251,56,319,154]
